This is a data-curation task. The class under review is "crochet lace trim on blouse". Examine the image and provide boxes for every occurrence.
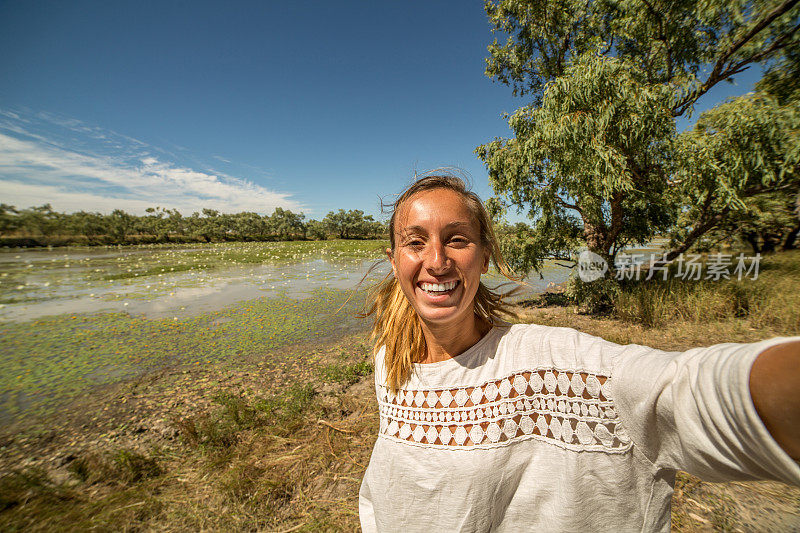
[377,368,632,452]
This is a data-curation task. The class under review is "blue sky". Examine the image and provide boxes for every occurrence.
[0,1,763,220]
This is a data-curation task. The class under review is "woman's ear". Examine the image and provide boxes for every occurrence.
[386,248,396,276]
[482,249,490,274]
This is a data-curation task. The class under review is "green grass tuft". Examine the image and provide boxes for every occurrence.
[321,360,374,386]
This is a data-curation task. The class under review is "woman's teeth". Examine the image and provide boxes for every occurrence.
[420,280,458,294]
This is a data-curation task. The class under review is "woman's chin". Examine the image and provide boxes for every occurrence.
[416,306,475,330]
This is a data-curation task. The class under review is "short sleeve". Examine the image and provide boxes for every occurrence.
[611,336,800,485]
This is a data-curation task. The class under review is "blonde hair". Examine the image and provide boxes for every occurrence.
[365,174,519,392]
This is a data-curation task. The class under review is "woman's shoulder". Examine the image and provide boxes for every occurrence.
[499,321,615,347]
[495,322,635,373]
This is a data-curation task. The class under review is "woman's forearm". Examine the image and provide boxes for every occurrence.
[749,340,800,460]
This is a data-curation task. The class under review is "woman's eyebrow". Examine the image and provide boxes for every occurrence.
[445,221,473,229]
[398,221,473,235]
[398,225,427,236]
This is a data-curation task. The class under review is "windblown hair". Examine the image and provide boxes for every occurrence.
[365,173,519,393]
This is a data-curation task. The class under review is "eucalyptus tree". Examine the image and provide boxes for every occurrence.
[163,208,187,238]
[691,45,800,254]
[16,204,61,238]
[323,209,379,239]
[229,211,265,241]
[685,190,800,253]
[108,209,135,242]
[305,219,329,240]
[67,211,108,241]
[187,209,226,242]
[476,0,800,277]
[667,88,799,258]
[269,207,306,240]
[0,204,20,235]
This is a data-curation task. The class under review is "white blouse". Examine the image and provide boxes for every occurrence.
[359,324,800,532]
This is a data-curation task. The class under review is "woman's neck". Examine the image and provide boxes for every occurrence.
[419,314,492,364]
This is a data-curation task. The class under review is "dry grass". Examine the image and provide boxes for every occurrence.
[0,336,378,532]
[612,250,800,334]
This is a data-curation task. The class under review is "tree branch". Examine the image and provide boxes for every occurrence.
[555,195,582,213]
[664,204,732,261]
[672,0,800,116]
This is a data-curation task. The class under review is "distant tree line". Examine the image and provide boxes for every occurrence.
[0,204,387,247]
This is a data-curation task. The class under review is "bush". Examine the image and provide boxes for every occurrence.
[564,275,619,314]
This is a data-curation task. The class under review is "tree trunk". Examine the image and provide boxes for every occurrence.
[744,232,761,254]
[761,232,780,254]
[781,224,800,250]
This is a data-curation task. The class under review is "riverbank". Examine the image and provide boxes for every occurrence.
[2,251,799,531]
[0,330,379,531]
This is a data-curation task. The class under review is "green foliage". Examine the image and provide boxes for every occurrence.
[321,360,374,386]
[11,204,61,238]
[305,219,329,240]
[269,207,306,240]
[0,203,20,234]
[668,92,800,256]
[477,0,800,291]
[757,44,800,106]
[479,52,678,271]
[564,274,620,314]
[322,209,385,239]
[0,205,351,245]
[678,190,800,253]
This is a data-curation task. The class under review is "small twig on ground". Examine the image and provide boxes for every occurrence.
[324,427,336,456]
[272,521,306,533]
[317,420,353,433]
[108,500,146,514]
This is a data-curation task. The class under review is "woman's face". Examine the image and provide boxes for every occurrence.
[388,188,489,331]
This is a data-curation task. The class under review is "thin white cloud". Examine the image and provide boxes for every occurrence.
[0,180,179,213]
[0,112,303,215]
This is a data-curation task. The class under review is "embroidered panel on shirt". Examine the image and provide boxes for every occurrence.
[377,369,631,452]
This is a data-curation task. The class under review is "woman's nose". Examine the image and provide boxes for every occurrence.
[424,241,450,271]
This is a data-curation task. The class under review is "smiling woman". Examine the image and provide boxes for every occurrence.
[365,175,517,390]
[358,173,800,532]
[389,188,491,358]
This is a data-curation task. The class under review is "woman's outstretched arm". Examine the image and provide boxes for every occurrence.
[750,340,800,460]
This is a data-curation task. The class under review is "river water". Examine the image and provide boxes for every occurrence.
[0,241,592,323]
